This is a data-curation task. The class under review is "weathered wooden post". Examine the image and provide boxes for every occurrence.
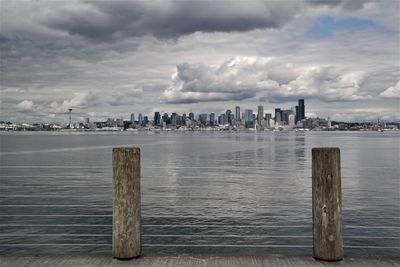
[113,147,141,259]
[312,147,343,261]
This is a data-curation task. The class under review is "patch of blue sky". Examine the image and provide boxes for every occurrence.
[308,16,382,38]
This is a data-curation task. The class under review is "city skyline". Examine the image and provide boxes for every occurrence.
[1,1,399,124]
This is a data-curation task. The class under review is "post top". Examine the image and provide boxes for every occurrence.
[312,147,340,152]
[113,147,140,153]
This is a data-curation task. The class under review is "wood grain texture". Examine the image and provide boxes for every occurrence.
[312,147,343,261]
[113,147,141,259]
[1,254,399,267]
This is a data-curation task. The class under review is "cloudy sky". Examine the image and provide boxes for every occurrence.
[1,0,399,123]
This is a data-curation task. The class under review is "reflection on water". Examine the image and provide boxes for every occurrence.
[0,131,399,255]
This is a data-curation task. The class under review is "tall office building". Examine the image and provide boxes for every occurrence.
[130,113,135,123]
[116,118,123,127]
[218,114,227,125]
[226,109,232,125]
[162,113,169,124]
[288,114,295,127]
[198,114,208,125]
[282,109,293,125]
[154,112,161,126]
[209,113,215,126]
[235,106,241,122]
[182,113,187,125]
[257,105,264,126]
[143,116,148,126]
[189,112,194,121]
[176,115,182,126]
[138,113,143,126]
[245,109,253,128]
[171,113,177,126]
[265,113,272,128]
[275,108,282,123]
[298,99,305,121]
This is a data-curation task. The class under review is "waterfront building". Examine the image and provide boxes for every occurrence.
[235,106,241,122]
[143,116,148,126]
[182,113,187,125]
[264,113,272,128]
[245,109,253,128]
[138,113,143,126]
[226,109,232,125]
[218,114,227,125]
[154,112,161,126]
[275,108,282,124]
[130,113,135,123]
[107,118,114,127]
[177,115,183,126]
[189,112,194,121]
[116,118,123,127]
[162,113,169,124]
[171,113,177,126]
[289,114,295,127]
[209,113,215,126]
[269,118,275,128]
[298,99,305,121]
[199,114,208,126]
[257,105,264,127]
[282,109,293,125]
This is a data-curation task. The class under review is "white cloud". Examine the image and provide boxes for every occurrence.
[162,56,369,104]
[48,92,99,113]
[379,80,400,98]
[16,100,34,112]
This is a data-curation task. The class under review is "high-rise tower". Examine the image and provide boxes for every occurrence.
[298,99,305,121]
[235,106,241,122]
[257,105,263,126]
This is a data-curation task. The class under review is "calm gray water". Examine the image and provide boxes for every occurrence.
[0,131,399,256]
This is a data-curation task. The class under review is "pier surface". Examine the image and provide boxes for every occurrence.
[1,254,399,267]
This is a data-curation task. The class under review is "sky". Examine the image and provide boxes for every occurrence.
[0,0,399,124]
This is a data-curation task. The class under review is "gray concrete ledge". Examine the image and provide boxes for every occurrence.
[1,254,399,267]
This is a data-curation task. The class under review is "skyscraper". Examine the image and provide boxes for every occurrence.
[235,106,241,122]
[209,113,215,126]
[257,105,263,126]
[130,113,135,123]
[189,112,194,121]
[198,114,208,125]
[154,112,161,126]
[245,109,253,128]
[289,114,295,127]
[281,109,293,125]
[226,109,232,125]
[138,113,143,126]
[68,108,72,128]
[182,113,187,125]
[171,113,177,126]
[162,113,169,124]
[298,99,305,121]
[218,114,227,125]
[265,113,272,128]
[275,108,282,123]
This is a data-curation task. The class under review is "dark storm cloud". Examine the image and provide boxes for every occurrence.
[306,0,371,10]
[41,1,300,41]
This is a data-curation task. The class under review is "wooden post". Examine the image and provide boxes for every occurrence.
[112,147,141,259]
[312,147,343,261]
